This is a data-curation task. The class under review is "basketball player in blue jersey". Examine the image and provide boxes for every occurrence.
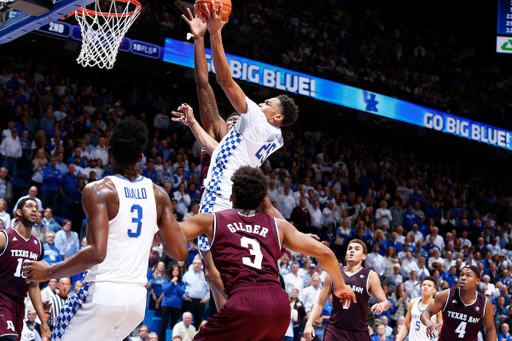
[23,119,188,341]
[396,276,443,341]
[304,240,391,341]
[421,265,496,341]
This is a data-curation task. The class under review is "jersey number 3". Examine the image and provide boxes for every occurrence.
[128,205,143,238]
[240,237,263,270]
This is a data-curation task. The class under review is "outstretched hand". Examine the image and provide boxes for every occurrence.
[22,260,51,282]
[182,7,207,38]
[172,103,196,127]
[195,2,228,34]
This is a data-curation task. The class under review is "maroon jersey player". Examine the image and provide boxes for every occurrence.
[304,240,391,341]
[178,166,355,341]
[421,264,496,341]
[0,198,50,341]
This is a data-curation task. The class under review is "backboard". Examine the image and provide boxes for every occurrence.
[0,0,95,44]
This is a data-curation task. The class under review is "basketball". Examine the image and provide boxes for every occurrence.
[196,0,232,21]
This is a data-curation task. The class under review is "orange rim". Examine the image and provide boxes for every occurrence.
[75,0,142,18]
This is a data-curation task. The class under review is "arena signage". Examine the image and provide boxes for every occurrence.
[35,23,512,151]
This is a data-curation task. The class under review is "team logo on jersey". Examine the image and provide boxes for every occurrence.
[360,275,364,278]
[34,240,38,244]
[13,237,17,241]
[476,307,480,311]
[452,300,457,303]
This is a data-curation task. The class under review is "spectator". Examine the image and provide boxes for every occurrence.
[300,275,321,312]
[172,312,196,341]
[42,231,62,265]
[147,332,158,341]
[284,261,305,296]
[30,149,47,190]
[0,167,12,205]
[160,264,186,339]
[40,278,58,303]
[173,183,191,216]
[89,137,108,164]
[13,186,44,212]
[309,200,323,234]
[148,261,166,311]
[401,252,420,280]
[40,156,62,211]
[404,271,421,299]
[0,199,10,228]
[278,186,295,220]
[390,200,404,228]
[382,264,403,294]
[54,219,79,260]
[402,205,418,231]
[0,128,22,177]
[131,325,149,341]
[390,283,409,326]
[183,203,199,221]
[41,207,61,233]
[376,201,392,228]
[66,179,86,229]
[24,309,42,341]
[290,198,312,234]
[30,211,46,241]
[156,161,173,186]
[384,247,400,277]
[366,243,386,277]
[182,257,209,330]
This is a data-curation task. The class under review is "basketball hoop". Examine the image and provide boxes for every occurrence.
[74,0,141,69]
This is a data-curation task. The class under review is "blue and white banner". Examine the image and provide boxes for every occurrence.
[34,23,512,151]
[164,38,512,151]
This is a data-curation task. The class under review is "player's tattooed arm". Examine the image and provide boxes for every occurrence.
[199,86,228,142]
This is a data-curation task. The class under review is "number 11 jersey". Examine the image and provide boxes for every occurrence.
[0,228,43,300]
[211,209,282,296]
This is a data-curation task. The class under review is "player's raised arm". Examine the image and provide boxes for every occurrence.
[278,219,355,304]
[421,289,448,339]
[482,298,497,341]
[304,274,334,340]
[197,2,248,114]
[183,8,228,141]
[154,185,188,261]
[172,104,219,155]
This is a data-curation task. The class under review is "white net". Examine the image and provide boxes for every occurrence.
[75,0,141,69]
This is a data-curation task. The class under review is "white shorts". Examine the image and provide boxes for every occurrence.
[52,282,146,341]
[199,190,232,252]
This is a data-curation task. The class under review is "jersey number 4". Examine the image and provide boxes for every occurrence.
[128,205,143,238]
[455,321,467,338]
[240,237,263,270]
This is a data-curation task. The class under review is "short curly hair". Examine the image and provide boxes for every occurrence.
[277,94,299,127]
[110,119,148,165]
[231,166,268,210]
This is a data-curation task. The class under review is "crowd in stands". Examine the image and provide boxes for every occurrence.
[3,20,512,341]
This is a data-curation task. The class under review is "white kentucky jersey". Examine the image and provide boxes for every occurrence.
[200,96,284,214]
[84,175,159,286]
[410,298,438,341]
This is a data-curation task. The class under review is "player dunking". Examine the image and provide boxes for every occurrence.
[178,166,355,341]
[0,198,50,341]
[23,119,188,341]
[421,264,496,341]
[304,240,391,341]
[396,276,443,341]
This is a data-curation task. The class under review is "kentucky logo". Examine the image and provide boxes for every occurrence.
[363,91,379,112]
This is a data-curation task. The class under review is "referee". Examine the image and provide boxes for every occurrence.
[46,277,71,331]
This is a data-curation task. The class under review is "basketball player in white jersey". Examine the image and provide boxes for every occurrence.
[396,276,443,341]
[23,119,188,341]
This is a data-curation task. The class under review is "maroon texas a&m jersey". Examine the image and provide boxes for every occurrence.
[199,151,211,198]
[440,288,487,341]
[329,266,372,332]
[0,228,43,300]
[211,209,282,296]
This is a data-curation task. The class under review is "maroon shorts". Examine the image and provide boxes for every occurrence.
[323,324,371,341]
[193,283,290,341]
[0,291,24,341]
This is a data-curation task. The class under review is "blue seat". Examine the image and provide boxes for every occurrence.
[142,309,155,327]
[165,330,173,341]
[148,316,161,334]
